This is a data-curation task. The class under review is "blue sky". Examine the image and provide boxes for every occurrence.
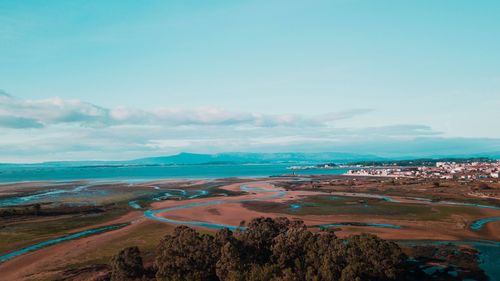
[0,0,499,162]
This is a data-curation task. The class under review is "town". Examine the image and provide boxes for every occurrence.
[346,160,500,180]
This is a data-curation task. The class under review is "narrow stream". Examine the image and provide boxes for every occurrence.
[470,217,500,231]
[0,184,92,207]
[2,181,498,279]
[143,184,500,280]
[0,223,128,262]
[398,240,500,281]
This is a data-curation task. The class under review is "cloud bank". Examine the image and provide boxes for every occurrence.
[0,91,371,128]
[1,91,498,162]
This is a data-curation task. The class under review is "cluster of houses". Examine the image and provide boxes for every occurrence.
[346,161,500,180]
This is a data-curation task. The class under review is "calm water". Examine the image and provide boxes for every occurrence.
[0,164,349,183]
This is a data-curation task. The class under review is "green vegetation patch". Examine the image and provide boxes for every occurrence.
[108,217,418,281]
[0,208,129,254]
[242,195,484,221]
[65,221,174,268]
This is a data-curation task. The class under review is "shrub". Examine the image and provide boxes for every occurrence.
[111,246,144,281]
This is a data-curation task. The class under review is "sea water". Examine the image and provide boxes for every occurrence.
[0,163,350,183]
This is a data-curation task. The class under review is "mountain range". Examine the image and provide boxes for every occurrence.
[1,151,498,167]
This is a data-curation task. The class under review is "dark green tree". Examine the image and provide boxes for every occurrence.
[341,234,406,281]
[114,217,412,281]
[111,246,144,281]
[271,220,313,279]
[235,217,291,264]
[155,226,219,281]
[216,240,244,281]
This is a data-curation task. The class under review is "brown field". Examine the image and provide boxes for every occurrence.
[0,176,499,280]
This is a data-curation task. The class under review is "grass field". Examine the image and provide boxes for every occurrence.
[66,221,174,267]
[242,195,484,221]
[0,180,244,256]
[0,208,129,254]
[29,222,177,281]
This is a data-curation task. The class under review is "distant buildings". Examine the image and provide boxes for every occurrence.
[288,164,337,170]
[346,160,500,180]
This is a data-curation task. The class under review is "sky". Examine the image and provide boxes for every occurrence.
[0,0,499,162]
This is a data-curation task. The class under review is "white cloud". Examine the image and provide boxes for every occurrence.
[4,91,494,163]
[0,92,109,127]
[0,92,371,128]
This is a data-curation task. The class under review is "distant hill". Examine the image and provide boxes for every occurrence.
[0,152,383,167]
[1,151,498,167]
[130,152,385,165]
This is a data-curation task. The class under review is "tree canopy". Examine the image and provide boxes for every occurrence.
[112,217,413,281]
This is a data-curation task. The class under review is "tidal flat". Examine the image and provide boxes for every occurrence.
[0,176,499,280]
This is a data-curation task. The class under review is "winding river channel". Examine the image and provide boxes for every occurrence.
[0,184,92,207]
[1,182,499,280]
[142,184,500,280]
[144,185,500,232]
[0,223,128,262]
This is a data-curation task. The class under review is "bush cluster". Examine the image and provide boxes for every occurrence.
[111,217,411,281]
